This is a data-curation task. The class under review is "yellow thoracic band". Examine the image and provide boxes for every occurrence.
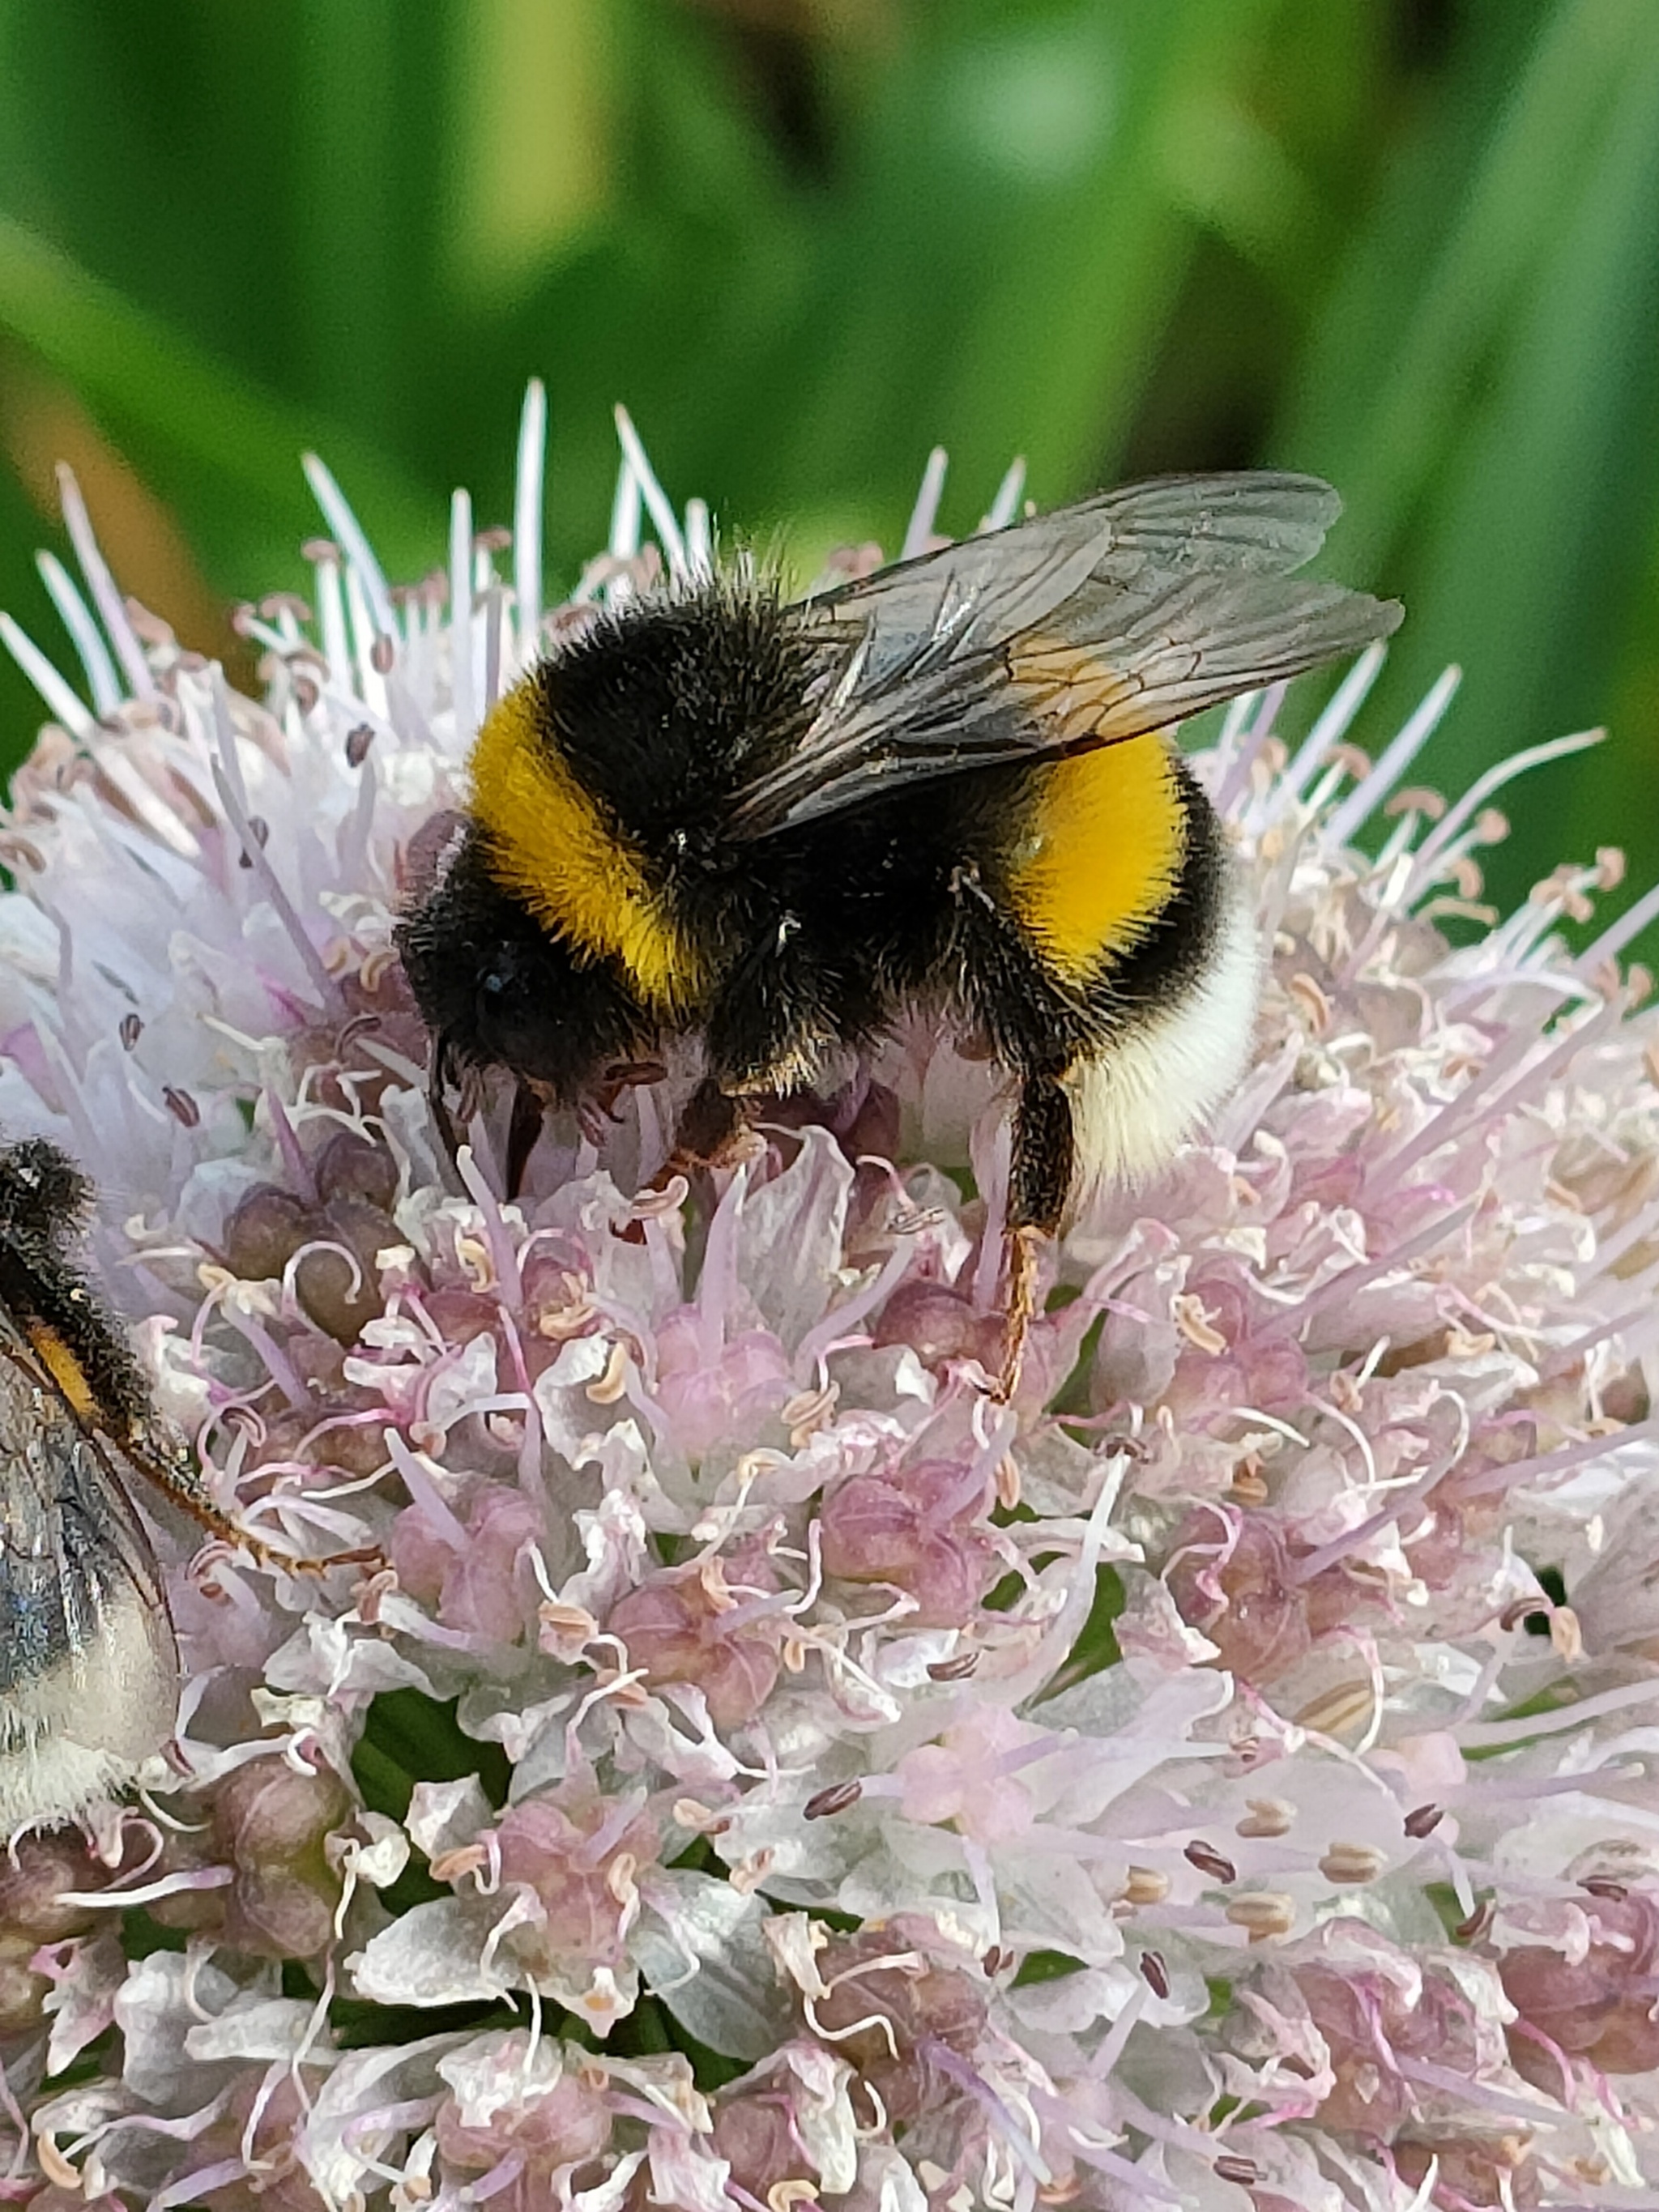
[1003,726,1187,983]
[468,681,705,1016]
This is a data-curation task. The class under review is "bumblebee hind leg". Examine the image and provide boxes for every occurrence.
[994,1072,1075,1404]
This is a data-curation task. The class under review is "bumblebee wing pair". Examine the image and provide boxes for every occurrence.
[728,473,1398,835]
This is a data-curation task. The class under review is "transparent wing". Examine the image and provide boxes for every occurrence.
[729,472,1401,837]
[0,1308,178,1809]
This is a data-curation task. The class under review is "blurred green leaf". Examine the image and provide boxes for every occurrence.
[1396,16,1659,896]
[1273,0,1659,911]
[0,213,432,571]
[1276,0,1621,566]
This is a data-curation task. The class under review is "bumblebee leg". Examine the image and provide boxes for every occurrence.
[702,909,854,1102]
[103,1408,381,1575]
[995,1226,1043,1403]
[120,1430,369,1571]
[118,1422,240,1538]
[992,1072,1075,1402]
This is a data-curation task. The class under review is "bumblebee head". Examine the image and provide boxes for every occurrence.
[394,818,652,1106]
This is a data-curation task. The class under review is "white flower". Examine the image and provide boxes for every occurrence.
[0,388,1655,2207]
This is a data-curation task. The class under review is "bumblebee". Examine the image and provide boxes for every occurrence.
[398,473,1400,1387]
[0,1137,215,1829]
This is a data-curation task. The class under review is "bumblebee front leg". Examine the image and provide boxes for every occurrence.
[994,1071,1075,1403]
[687,910,845,1166]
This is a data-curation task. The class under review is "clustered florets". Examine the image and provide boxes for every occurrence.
[0,405,1654,2209]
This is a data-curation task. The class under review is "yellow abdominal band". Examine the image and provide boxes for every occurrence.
[1004,731,1187,983]
[468,682,702,1017]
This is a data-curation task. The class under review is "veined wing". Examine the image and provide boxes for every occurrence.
[727,473,1401,837]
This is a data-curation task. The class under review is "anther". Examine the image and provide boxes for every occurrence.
[1183,1840,1237,1884]
[804,1781,863,1821]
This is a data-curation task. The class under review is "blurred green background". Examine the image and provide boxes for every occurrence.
[0,0,1656,922]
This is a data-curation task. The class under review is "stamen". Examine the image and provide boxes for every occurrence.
[684,497,713,578]
[607,451,642,566]
[980,457,1026,532]
[1277,635,1388,812]
[301,452,397,637]
[1322,662,1461,847]
[55,462,156,699]
[449,486,475,748]
[36,549,122,713]
[612,406,688,577]
[0,612,92,734]
[902,445,949,559]
[1410,725,1602,897]
[512,378,548,663]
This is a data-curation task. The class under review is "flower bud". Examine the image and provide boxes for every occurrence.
[812,1924,987,2125]
[872,1280,1002,1370]
[1501,1890,1659,2078]
[313,1127,400,1212]
[0,1832,100,2033]
[653,1311,791,1462]
[494,1784,660,1979]
[820,1459,996,1627]
[608,1555,781,1726]
[436,2032,613,2178]
[224,1183,313,1283]
[710,2089,812,2202]
[214,1757,355,1959]
[295,1195,397,1342]
[1165,1511,1311,1682]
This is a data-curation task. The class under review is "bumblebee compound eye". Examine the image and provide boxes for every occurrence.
[471,944,541,1062]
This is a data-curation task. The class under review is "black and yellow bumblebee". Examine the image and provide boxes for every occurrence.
[398,473,1400,1387]
[0,1137,221,1829]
